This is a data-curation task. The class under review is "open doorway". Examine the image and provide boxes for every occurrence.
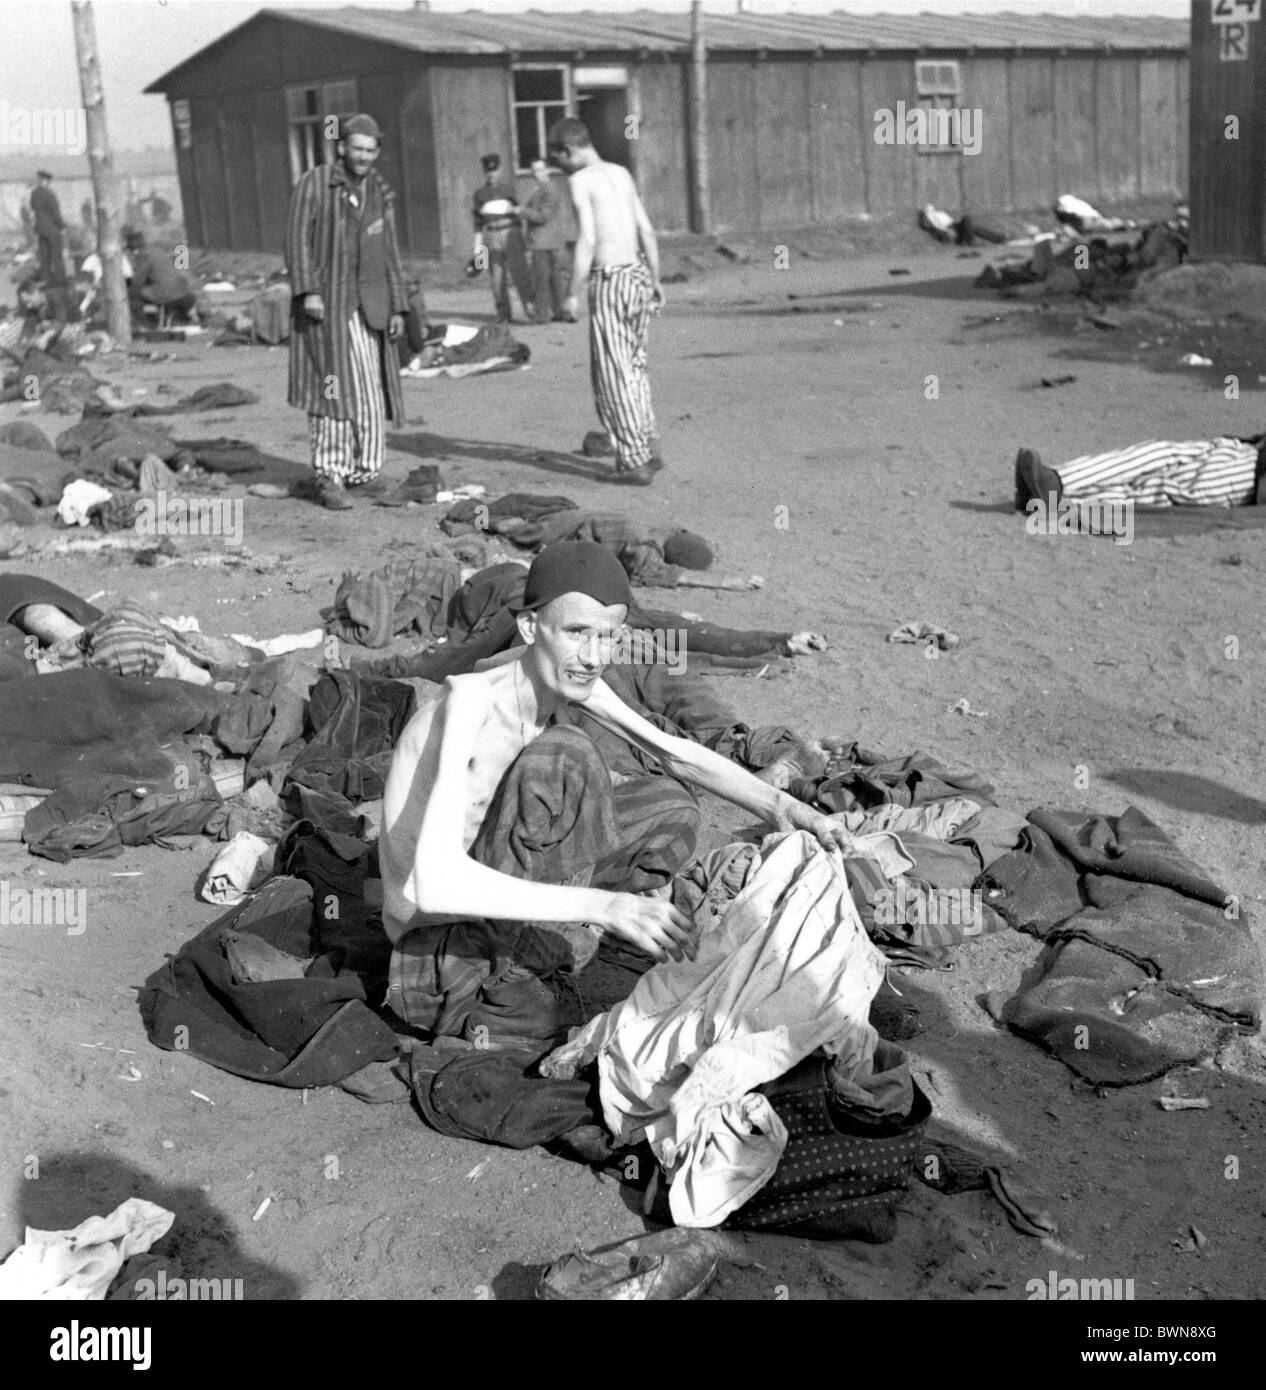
[574,67,633,171]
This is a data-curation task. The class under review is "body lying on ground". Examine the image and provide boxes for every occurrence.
[1015,434,1266,511]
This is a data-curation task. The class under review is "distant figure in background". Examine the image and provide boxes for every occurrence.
[548,117,665,486]
[522,157,570,324]
[80,197,95,232]
[285,112,408,511]
[148,189,173,226]
[30,171,67,287]
[471,152,530,323]
[125,228,198,324]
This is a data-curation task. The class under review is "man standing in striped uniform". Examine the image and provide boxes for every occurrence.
[548,118,664,486]
[285,114,408,510]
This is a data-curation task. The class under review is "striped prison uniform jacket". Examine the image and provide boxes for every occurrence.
[285,162,407,429]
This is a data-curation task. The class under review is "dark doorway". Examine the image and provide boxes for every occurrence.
[576,87,632,170]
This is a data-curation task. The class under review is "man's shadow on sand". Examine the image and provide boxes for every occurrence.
[1104,769,1266,825]
[389,431,614,484]
[12,1153,301,1299]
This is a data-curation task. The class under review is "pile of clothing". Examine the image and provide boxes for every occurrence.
[440,490,717,589]
[976,201,1189,300]
[400,322,529,379]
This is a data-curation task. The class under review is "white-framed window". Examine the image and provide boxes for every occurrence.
[913,59,963,154]
[286,79,359,182]
[512,65,569,172]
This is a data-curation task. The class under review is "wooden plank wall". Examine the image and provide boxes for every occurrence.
[428,64,514,259]
[635,58,691,233]
[705,60,760,230]
[1189,1,1266,262]
[253,88,291,254]
[807,58,868,220]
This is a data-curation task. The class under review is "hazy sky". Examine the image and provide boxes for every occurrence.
[0,0,1191,152]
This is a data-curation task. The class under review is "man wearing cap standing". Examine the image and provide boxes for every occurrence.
[380,541,854,1048]
[285,114,407,510]
[30,171,67,288]
[471,152,530,323]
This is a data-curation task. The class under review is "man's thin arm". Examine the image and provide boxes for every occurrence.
[633,188,660,285]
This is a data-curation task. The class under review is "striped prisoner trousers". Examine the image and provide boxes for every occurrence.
[308,310,386,485]
[1055,438,1258,508]
[589,263,657,471]
[386,725,699,1041]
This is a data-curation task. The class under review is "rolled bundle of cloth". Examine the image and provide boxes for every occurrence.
[200,830,275,906]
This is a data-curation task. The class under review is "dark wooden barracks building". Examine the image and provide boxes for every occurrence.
[145,6,1189,260]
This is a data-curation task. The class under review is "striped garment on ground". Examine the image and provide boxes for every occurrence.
[1054,438,1258,508]
[389,725,700,1029]
[588,263,657,471]
[308,310,386,485]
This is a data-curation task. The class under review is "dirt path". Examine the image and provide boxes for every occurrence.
[2,243,1263,1301]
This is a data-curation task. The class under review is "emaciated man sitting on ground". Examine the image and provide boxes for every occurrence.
[380,541,852,1048]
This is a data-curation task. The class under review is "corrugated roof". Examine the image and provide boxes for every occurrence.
[278,7,1189,54]
[146,7,1189,90]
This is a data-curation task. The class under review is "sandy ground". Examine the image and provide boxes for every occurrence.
[1,236,1264,1302]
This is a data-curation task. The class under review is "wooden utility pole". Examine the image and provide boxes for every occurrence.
[689,0,711,236]
[71,0,131,345]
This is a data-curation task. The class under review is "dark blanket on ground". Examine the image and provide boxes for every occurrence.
[807,745,997,812]
[24,750,229,862]
[0,574,105,682]
[55,416,302,487]
[138,876,398,1089]
[282,669,418,829]
[0,573,103,629]
[125,384,260,416]
[981,806,1260,1085]
[56,416,181,472]
[0,667,225,786]
[0,442,74,505]
[1,348,102,414]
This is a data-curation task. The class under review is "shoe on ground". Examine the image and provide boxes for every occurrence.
[606,466,653,487]
[316,479,353,511]
[348,475,391,497]
[581,430,614,459]
[1013,448,1062,511]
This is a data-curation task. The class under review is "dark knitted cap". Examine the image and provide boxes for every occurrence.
[339,113,381,142]
[662,529,714,571]
[481,153,502,171]
[520,542,632,614]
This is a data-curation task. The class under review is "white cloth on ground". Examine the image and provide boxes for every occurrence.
[200,830,274,905]
[57,479,114,527]
[0,1198,173,1300]
[541,830,889,1228]
[228,628,324,657]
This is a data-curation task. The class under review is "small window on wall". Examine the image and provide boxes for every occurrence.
[913,58,962,154]
[513,66,568,171]
[287,79,360,182]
